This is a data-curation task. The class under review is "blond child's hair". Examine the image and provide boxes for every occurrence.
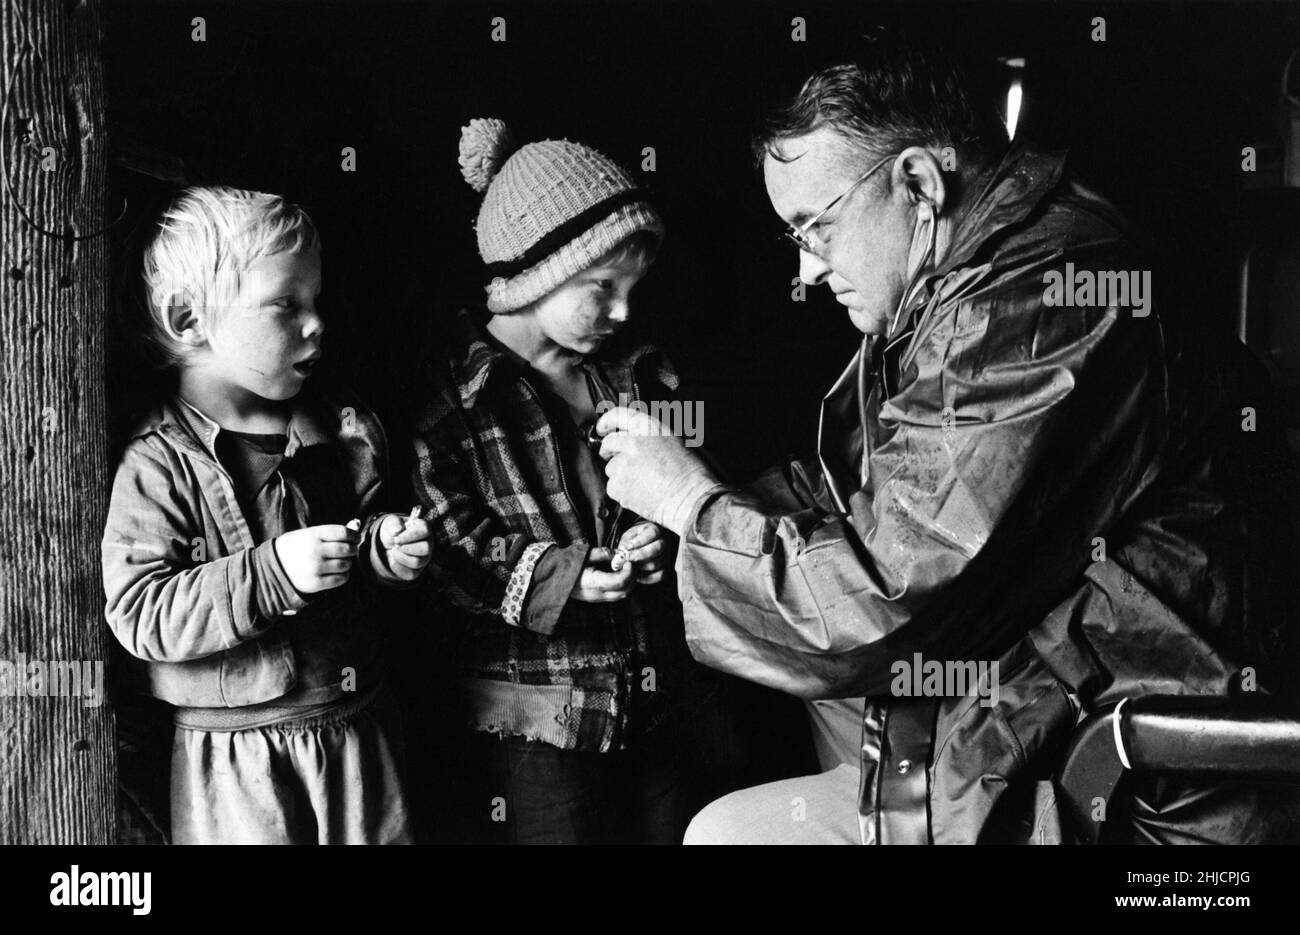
[138,185,319,368]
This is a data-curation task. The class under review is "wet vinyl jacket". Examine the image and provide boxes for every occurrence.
[675,144,1294,843]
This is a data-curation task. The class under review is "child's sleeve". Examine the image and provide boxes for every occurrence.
[411,402,584,636]
[101,440,307,663]
[343,399,410,587]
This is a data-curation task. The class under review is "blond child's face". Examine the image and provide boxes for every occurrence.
[531,255,646,355]
[194,247,323,402]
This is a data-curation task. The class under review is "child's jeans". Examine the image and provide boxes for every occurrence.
[472,716,693,844]
[170,686,412,844]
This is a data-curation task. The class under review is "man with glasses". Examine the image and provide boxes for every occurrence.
[596,35,1294,843]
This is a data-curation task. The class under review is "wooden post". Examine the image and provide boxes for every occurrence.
[0,0,114,844]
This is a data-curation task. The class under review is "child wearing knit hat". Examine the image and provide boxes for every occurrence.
[410,119,716,843]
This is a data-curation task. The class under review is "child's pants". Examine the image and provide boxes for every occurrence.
[471,716,693,844]
[170,687,412,844]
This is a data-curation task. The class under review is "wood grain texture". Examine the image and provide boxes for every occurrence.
[1,0,114,844]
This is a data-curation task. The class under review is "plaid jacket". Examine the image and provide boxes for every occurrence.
[412,309,701,752]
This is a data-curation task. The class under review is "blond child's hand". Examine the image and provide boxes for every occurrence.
[274,523,359,594]
[376,512,432,581]
[616,522,671,585]
[570,547,635,603]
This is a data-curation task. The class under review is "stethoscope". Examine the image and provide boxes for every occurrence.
[850,195,940,491]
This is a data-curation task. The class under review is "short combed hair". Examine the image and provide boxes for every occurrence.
[138,185,319,368]
[753,33,1008,174]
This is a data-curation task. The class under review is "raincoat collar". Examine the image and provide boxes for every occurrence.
[874,144,1067,351]
[935,143,1068,279]
[817,144,1071,513]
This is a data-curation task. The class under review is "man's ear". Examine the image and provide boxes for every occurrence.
[161,290,207,349]
[895,147,947,218]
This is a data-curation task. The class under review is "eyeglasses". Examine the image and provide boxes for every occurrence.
[783,153,898,257]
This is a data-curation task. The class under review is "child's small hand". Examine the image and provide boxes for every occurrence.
[376,512,432,581]
[274,524,359,594]
[616,522,671,585]
[570,547,635,603]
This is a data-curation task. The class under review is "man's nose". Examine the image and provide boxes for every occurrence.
[798,248,833,286]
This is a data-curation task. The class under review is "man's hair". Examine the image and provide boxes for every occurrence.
[137,185,319,369]
[753,33,1008,175]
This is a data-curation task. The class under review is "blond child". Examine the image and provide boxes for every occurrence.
[102,186,429,844]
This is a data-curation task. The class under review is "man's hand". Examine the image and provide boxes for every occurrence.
[596,406,719,536]
[376,513,432,582]
[570,547,636,603]
[274,524,359,594]
[616,521,671,585]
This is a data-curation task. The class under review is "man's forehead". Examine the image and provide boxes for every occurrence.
[763,127,862,222]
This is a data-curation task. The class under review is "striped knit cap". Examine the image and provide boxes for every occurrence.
[458,118,663,313]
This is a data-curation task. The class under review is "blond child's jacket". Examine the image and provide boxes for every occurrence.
[101,387,390,709]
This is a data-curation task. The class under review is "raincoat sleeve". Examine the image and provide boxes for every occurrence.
[676,243,1170,699]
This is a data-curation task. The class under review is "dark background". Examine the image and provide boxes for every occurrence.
[104,0,1300,469]
[100,0,1300,841]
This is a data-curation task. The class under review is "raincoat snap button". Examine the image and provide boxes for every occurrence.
[897,759,913,774]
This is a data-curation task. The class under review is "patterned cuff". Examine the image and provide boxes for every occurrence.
[500,542,554,626]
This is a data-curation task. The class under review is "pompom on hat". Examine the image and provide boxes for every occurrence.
[458,118,663,313]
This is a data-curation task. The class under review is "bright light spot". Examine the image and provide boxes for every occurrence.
[1006,80,1023,140]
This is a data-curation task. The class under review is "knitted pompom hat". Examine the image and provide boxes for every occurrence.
[458,118,663,313]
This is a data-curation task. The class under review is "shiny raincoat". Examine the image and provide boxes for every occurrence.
[675,144,1294,843]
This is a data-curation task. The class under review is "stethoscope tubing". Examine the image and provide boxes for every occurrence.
[854,204,940,488]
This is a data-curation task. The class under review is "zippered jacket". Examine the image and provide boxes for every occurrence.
[101,388,394,709]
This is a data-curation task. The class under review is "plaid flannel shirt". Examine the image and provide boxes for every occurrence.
[412,309,700,753]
